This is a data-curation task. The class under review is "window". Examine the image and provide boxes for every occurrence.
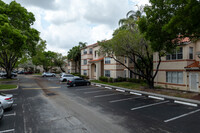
[105,57,111,64]
[83,59,87,65]
[83,70,87,76]
[166,71,183,84]
[166,47,183,60]
[124,70,126,78]
[68,70,70,73]
[125,57,127,64]
[189,47,193,59]
[95,65,96,72]
[104,70,110,77]
[83,49,87,54]
[95,51,97,57]
[89,48,93,54]
[68,61,70,66]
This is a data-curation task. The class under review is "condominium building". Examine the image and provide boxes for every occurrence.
[154,39,200,92]
[81,43,134,79]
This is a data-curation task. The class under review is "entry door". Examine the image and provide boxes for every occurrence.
[189,73,199,92]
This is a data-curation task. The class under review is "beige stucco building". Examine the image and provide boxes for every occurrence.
[65,59,80,74]
[81,43,134,80]
[154,39,200,92]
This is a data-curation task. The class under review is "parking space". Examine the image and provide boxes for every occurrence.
[0,91,19,133]
[66,84,200,129]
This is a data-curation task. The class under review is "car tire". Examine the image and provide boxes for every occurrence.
[87,82,90,86]
[73,83,76,87]
[63,79,67,82]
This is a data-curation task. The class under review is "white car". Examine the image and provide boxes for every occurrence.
[0,102,3,120]
[42,72,56,77]
[0,93,13,110]
[60,74,79,82]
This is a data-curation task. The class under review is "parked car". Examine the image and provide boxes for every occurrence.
[24,71,33,74]
[60,74,79,82]
[67,78,91,87]
[0,72,17,77]
[60,72,66,77]
[42,72,56,77]
[0,93,13,110]
[18,70,24,74]
[0,102,3,120]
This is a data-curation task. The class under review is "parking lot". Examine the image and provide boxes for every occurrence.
[1,75,200,133]
[62,83,200,133]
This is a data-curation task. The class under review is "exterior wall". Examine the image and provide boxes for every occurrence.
[81,43,136,80]
[154,40,200,92]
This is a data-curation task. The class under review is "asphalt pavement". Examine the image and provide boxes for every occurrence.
[0,75,200,133]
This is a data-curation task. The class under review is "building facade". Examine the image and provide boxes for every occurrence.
[81,43,134,80]
[65,59,80,74]
[154,39,200,92]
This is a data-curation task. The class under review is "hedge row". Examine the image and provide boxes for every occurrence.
[99,76,145,83]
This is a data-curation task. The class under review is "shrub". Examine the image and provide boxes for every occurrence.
[99,76,108,82]
[109,77,113,83]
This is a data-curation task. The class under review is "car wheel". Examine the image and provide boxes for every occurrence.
[63,79,67,82]
[73,83,76,87]
[87,82,90,86]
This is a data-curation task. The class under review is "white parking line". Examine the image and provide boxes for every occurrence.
[96,85,101,87]
[164,109,200,123]
[148,95,164,100]
[12,104,17,106]
[109,97,140,103]
[105,87,112,90]
[130,92,142,96]
[174,100,198,107]
[84,90,109,94]
[116,89,125,92]
[4,112,16,117]
[75,88,98,91]
[94,93,120,98]
[0,129,15,133]
[131,101,169,111]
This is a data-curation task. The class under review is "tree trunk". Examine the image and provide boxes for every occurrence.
[146,78,154,89]
[75,61,77,73]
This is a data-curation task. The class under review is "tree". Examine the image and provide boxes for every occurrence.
[67,42,86,73]
[0,1,39,78]
[99,26,156,88]
[54,53,66,72]
[138,0,200,53]
[37,51,57,72]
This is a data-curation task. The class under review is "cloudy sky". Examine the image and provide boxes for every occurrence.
[3,0,149,55]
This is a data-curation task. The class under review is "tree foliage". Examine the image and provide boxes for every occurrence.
[138,0,200,53]
[67,42,86,73]
[0,0,39,78]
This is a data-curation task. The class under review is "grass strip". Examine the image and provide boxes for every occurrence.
[0,84,17,90]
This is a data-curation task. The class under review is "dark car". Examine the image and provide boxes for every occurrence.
[67,78,90,87]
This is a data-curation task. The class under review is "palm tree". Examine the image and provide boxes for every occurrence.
[67,42,87,73]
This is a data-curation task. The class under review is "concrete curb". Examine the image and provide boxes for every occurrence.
[0,85,19,91]
[91,82,200,106]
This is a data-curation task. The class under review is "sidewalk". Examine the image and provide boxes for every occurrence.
[91,82,200,105]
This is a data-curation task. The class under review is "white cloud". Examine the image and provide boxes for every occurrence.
[2,0,149,56]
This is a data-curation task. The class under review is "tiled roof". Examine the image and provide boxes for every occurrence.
[185,61,200,68]
[88,57,104,63]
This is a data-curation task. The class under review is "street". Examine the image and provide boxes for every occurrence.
[0,75,200,133]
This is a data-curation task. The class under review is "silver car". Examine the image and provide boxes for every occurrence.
[0,102,3,120]
[0,93,13,109]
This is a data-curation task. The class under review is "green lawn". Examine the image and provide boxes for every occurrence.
[91,80,147,90]
[0,84,17,90]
